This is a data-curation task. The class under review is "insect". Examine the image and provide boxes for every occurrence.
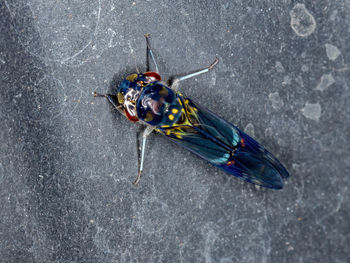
[94,34,289,189]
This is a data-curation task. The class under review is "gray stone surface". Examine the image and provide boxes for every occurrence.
[1,1,349,262]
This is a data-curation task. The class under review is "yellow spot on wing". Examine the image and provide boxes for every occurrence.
[172,108,179,114]
[169,114,174,121]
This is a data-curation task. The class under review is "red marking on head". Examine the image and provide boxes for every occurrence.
[227,160,235,166]
[241,138,245,147]
[144,72,161,81]
[125,109,139,122]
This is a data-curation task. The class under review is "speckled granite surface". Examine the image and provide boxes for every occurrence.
[1,1,349,262]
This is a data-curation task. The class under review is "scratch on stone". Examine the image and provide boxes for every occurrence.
[93,225,116,256]
[293,164,305,205]
[61,0,101,64]
[5,0,49,65]
[204,229,217,263]
[332,65,350,72]
[261,209,271,263]
[27,1,45,43]
[127,40,135,54]
[4,0,14,17]
[108,28,117,48]
[128,40,140,73]
[316,186,348,225]
[210,73,216,87]
[244,123,255,137]
[179,238,189,263]
[48,77,68,120]
[67,84,84,116]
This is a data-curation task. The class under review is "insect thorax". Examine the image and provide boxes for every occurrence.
[136,82,183,126]
[116,72,183,126]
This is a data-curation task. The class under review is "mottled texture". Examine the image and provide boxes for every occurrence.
[1,0,349,262]
[315,73,335,92]
[325,43,341,61]
[290,3,316,37]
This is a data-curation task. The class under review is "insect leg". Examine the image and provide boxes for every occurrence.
[170,58,219,90]
[133,125,154,185]
[144,34,159,73]
[94,92,124,115]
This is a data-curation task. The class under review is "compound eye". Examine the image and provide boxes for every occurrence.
[144,72,161,81]
[125,89,138,102]
[125,93,131,100]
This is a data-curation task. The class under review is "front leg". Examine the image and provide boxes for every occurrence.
[144,34,159,73]
[170,58,219,90]
[133,125,154,185]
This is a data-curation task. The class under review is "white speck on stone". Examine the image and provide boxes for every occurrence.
[269,92,284,110]
[265,128,273,137]
[330,10,338,21]
[290,4,316,37]
[286,242,294,252]
[315,73,335,91]
[301,65,309,72]
[325,44,341,61]
[292,163,301,171]
[282,75,292,86]
[210,74,216,86]
[275,61,285,72]
[295,75,304,87]
[244,123,255,137]
[278,138,286,147]
[107,28,117,48]
[301,102,321,121]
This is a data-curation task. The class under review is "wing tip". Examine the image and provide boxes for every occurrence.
[265,176,284,190]
[240,133,290,180]
[221,154,288,190]
[248,173,285,190]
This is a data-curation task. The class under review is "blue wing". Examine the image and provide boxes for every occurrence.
[157,96,289,189]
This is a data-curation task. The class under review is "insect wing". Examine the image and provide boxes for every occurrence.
[160,97,289,189]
